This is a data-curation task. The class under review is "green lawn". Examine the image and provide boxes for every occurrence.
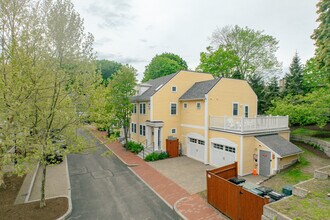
[269,179,330,220]
[292,128,330,141]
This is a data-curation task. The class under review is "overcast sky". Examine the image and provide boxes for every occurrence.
[72,0,318,81]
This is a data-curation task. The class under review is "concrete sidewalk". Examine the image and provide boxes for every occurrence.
[29,158,69,201]
[89,126,226,220]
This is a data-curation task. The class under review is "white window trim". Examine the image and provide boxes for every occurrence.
[140,102,146,115]
[196,102,201,110]
[131,122,137,133]
[132,104,137,114]
[171,86,177,92]
[244,105,249,118]
[183,102,188,109]
[139,124,146,136]
[170,102,177,116]
[171,128,177,134]
[232,102,239,116]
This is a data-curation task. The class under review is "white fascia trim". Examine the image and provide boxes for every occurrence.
[150,97,153,121]
[181,124,204,130]
[240,135,243,176]
[204,94,209,164]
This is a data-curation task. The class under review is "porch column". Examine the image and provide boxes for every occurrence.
[146,126,152,147]
[154,127,159,150]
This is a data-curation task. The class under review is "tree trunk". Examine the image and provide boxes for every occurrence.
[0,170,6,189]
[107,126,111,138]
[40,163,47,208]
[123,125,128,149]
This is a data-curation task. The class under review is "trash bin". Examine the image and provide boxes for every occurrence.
[228,177,246,185]
[282,185,292,196]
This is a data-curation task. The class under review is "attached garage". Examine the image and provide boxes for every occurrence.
[186,133,205,162]
[210,138,237,167]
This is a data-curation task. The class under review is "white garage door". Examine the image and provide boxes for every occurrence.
[210,138,237,167]
[187,137,205,162]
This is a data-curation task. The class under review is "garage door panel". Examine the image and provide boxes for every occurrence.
[187,137,204,162]
[210,142,236,167]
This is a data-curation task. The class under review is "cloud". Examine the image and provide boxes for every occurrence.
[97,51,147,64]
[85,0,134,28]
[94,37,112,47]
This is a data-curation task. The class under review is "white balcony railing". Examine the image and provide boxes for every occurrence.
[210,115,289,133]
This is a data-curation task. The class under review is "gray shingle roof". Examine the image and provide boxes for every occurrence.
[179,78,220,100]
[131,72,178,102]
[256,134,303,157]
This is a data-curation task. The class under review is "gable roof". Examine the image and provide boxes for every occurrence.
[131,72,178,102]
[255,134,303,157]
[179,78,221,101]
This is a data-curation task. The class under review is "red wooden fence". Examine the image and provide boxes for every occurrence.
[207,162,269,220]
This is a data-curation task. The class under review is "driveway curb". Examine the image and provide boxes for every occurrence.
[57,156,72,220]
[25,161,40,203]
[173,197,188,220]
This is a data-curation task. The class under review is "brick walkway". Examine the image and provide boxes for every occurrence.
[88,126,226,220]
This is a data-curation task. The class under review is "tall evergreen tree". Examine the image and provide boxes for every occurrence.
[311,0,330,77]
[284,52,304,96]
[264,76,280,112]
[248,73,266,114]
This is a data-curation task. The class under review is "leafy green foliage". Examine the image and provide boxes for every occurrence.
[284,52,304,96]
[303,58,329,92]
[96,60,122,82]
[142,53,188,82]
[210,25,281,79]
[311,0,330,77]
[108,65,137,146]
[126,141,144,154]
[267,87,330,127]
[196,47,240,78]
[0,0,98,206]
[144,152,169,162]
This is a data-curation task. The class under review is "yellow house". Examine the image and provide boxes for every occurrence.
[130,70,302,176]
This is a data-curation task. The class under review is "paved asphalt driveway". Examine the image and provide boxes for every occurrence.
[67,130,178,220]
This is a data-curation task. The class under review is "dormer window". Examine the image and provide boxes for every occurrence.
[171,86,177,92]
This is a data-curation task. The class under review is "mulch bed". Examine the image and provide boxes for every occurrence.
[0,175,68,220]
[292,141,329,159]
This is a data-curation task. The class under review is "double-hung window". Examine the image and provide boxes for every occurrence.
[140,103,146,114]
[132,104,137,114]
[233,103,238,116]
[170,103,177,115]
[139,125,146,136]
[244,105,249,118]
[131,123,137,133]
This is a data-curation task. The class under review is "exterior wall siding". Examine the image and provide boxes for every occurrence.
[208,78,257,118]
[152,71,213,150]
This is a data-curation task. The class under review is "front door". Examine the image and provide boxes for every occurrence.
[259,150,271,176]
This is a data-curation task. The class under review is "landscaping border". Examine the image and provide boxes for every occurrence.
[291,135,330,157]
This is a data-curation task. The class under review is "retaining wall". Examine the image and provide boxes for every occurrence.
[290,135,330,157]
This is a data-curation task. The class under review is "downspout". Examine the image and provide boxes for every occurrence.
[204,94,209,164]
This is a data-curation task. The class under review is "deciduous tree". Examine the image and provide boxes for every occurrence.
[196,47,240,78]
[142,53,188,82]
[0,0,98,207]
[210,25,281,80]
[108,65,137,146]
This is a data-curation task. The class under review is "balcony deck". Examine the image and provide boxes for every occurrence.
[209,116,289,134]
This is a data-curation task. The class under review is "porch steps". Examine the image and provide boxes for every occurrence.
[137,147,154,159]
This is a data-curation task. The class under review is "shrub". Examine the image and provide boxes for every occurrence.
[144,152,169,162]
[126,141,144,154]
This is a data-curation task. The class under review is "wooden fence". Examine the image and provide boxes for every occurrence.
[207,162,269,220]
